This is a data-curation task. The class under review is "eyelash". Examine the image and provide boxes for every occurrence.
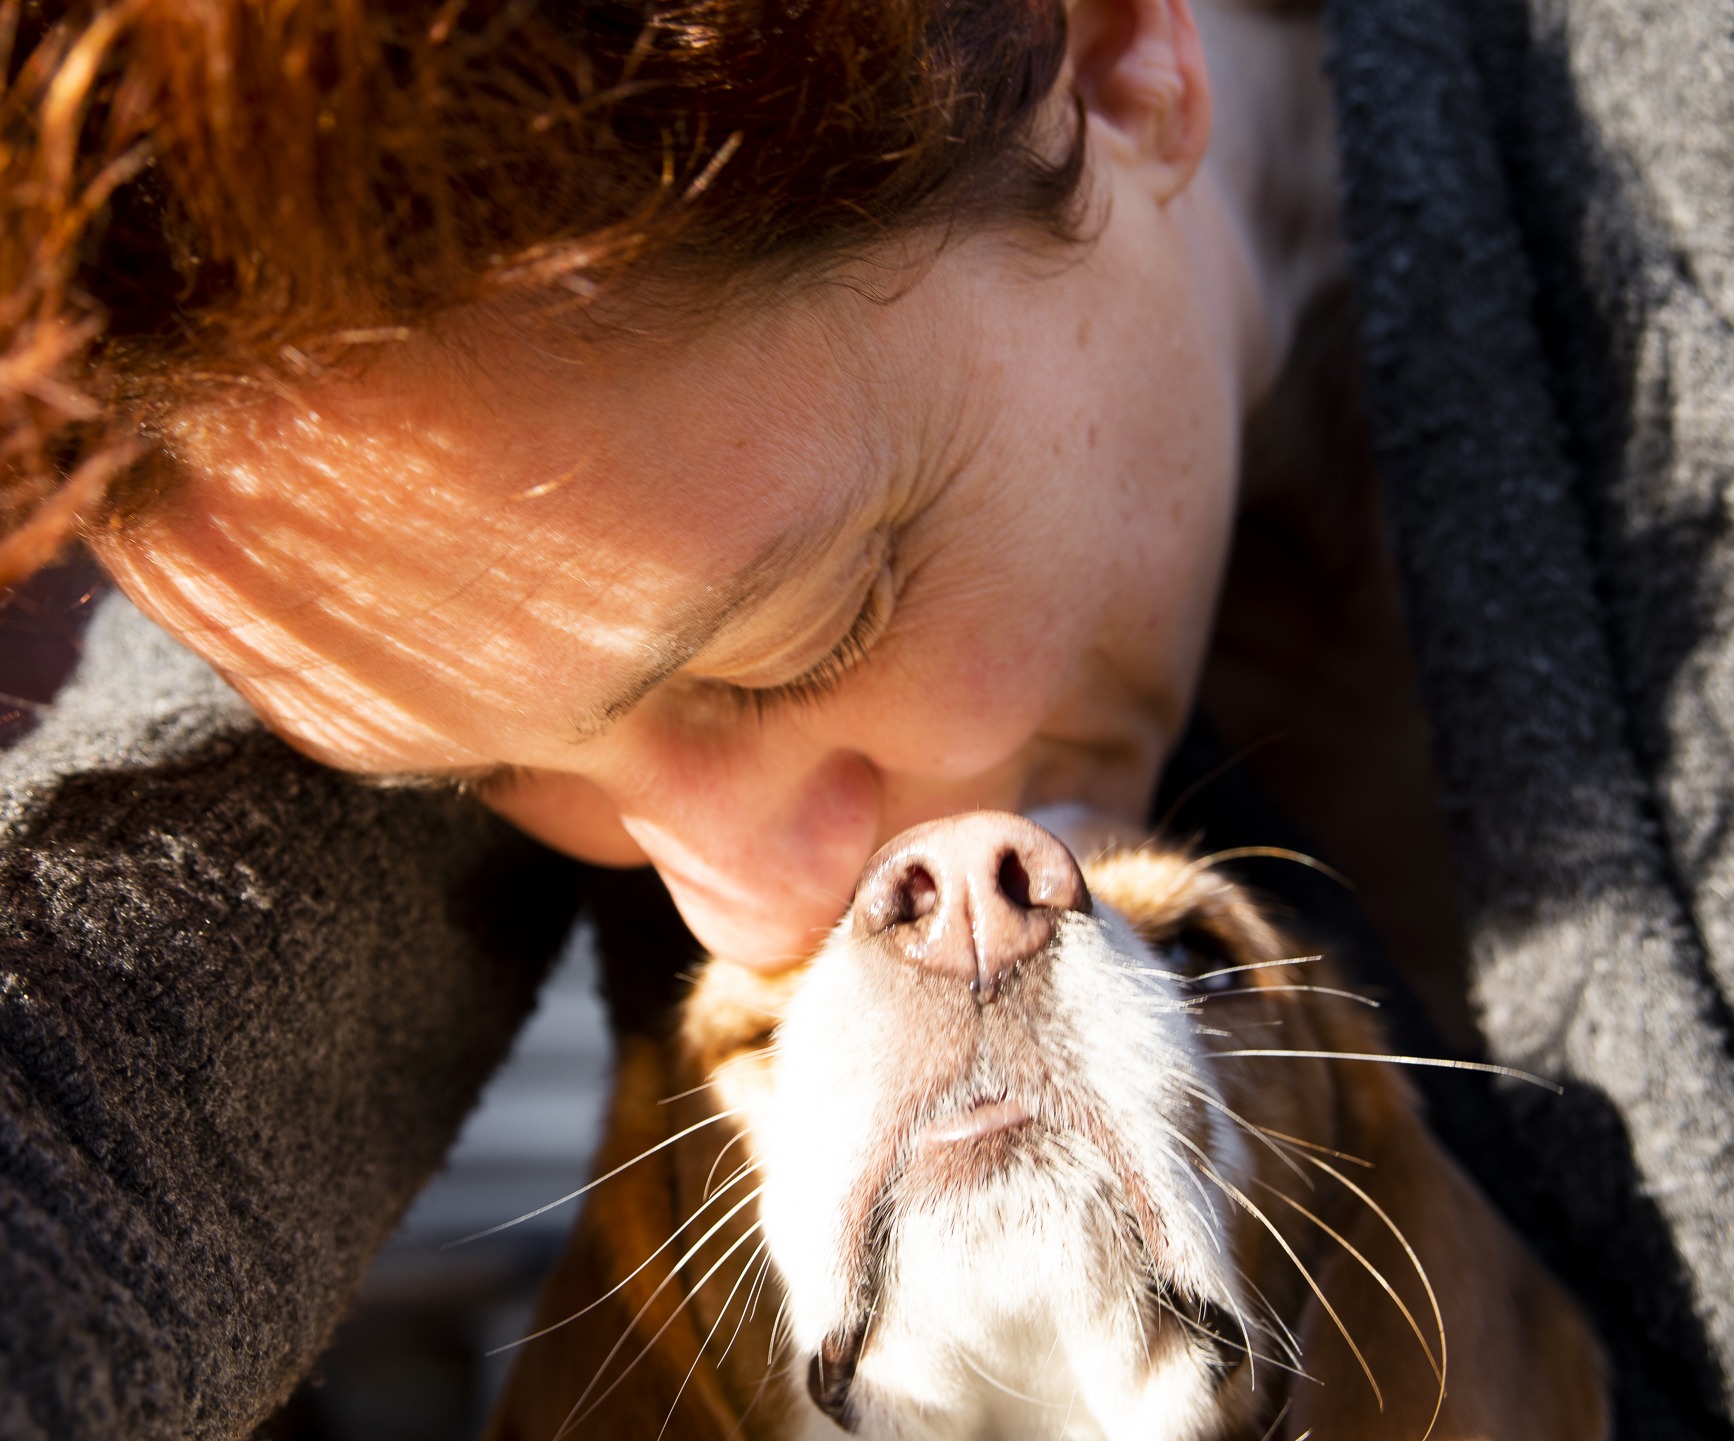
[731,576,892,714]
[462,763,529,797]
[355,762,527,795]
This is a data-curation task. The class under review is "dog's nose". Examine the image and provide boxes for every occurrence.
[851,812,1090,1001]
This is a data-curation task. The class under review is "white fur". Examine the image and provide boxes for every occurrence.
[726,904,1254,1441]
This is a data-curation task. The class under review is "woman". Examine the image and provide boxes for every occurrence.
[1,0,1729,1436]
[10,0,1356,969]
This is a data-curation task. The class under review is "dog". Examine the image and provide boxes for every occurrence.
[485,812,1608,1441]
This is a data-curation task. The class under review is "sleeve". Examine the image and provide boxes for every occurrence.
[1328,0,1734,1433]
[0,594,584,1440]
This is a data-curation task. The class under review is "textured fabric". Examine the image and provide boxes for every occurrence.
[0,597,583,1439]
[1329,0,1734,1432]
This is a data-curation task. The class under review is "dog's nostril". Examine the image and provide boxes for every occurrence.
[851,813,1091,996]
[997,850,1033,909]
[897,864,939,924]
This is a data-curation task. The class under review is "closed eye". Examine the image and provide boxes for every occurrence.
[355,761,526,794]
[729,561,897,713]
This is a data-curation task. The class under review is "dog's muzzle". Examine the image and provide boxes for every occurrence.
[849,810,1091,1003]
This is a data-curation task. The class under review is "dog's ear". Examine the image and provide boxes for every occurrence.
[1082,845,1292,965]
[485,1039,745,1441]
[1282,1001,1609,1441]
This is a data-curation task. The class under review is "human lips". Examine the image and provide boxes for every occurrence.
[649,856,857,970]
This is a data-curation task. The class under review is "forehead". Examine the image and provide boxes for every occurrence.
[101,295,902,767]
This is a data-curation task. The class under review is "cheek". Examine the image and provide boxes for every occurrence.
[834,478,1131,776]
[480,770,649,866]
[835,589,1090,776]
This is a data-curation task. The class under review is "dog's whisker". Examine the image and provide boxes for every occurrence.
[1122,955,1325,990]
[743,1238,776,1327]
[656,1234,772,1441]
[1119,1115,1219,1224]
[1124,1279,1150,1363]
[656,1046,774,1105]
[711,1248,780,1435]
[1183,1083,1312,1189]
[1186,846,1351,889]
[715,1153,763,1202]
[721,1277,792,1441]
[774,1296,800,1358]
[1247,1123,1374,1169]
[1054,1385,1080,1441]
[702,1046,784,1087]
[958,1348,1072,1407]
[1187,954,1324,984]
[1253,1177,1441,1386]
[1147,1282,1308,1387]
[555,1219,766,1441]
[1123,1136,1270,1392]
[486,1180,764,1357]
[728,1249,780,1384]
[1038,1313,1067,1384]
[702,1129,757,1199]
[1174,1133,1385,1412]
[1223,1341,1311,1382]
[1195,982,1380,1008]
[1217,1177,1382,1409]
[1255,1397,1295,1441]
[1297,1151,1450,1441]
[446,1107,745,1247]
[1157,1262,1304,1384]
[1211,1049,1564,1092]
[765,1292,794,1370]
[658,1077,721,1106]
[1145,1281,1240,1361]
[1236,1271,1306,1374]
[1123,964,1193,983]
[1235,1292,1260,1395]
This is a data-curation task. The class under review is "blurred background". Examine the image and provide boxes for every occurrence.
[1,556,617,1441]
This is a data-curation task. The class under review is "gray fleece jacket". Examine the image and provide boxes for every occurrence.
[2,0,1732,1435]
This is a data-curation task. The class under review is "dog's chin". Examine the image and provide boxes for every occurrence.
[742,907,1251,1441]
[782,1145,1241,1441]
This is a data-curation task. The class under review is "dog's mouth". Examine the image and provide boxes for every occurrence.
[879,1080,1066,1234]
[871,1065,1196,1286]
[801,1066,1242,1434]
[915,1092,1034,1147]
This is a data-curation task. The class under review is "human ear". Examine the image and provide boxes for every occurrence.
[1066,0,1212,198]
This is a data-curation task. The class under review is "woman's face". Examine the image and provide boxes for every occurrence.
[102,157,1249,968]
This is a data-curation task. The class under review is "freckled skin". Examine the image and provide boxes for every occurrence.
[98,9,1273,970]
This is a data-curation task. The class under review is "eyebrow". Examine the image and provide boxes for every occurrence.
[358,505,865,788]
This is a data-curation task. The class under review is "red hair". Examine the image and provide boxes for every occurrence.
[0,0,1083,586]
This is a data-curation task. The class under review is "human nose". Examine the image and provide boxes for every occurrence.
[615,745,884,970]
[849,812,1090,1001]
